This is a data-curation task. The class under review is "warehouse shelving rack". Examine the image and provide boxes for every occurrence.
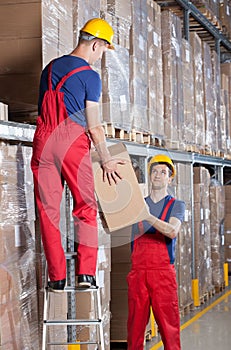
[155,0,231,61]
[1,120,231,287]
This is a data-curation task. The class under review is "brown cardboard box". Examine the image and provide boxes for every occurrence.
[225,232,231,245]
[91,143,149,232]
[225,185,231,199]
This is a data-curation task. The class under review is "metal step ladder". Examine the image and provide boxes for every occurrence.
[42,252,105,350]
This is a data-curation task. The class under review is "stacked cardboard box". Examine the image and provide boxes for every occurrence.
[221,63,231,154]
[130,0,149,132]
[220,0,231,39]
[161,10,184,149]
[209,183,225,287]
[0,0,73,121]
[101,12,131,129]
[147,0,164,138]
[175,163,193,310]
[191,0,220,20]
[98,1,132,129]
[182,39,195,147]
[224,186,231,273]
[110,228,132,341]
[190,32,206,151]
[212,51,226,154]
[202,42,216,152]
[220,73,230,154]
[0,142,39,349]
[193,166,213,296]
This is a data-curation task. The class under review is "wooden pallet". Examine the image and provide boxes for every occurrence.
[215,281,226,294]
[180,302,194,318]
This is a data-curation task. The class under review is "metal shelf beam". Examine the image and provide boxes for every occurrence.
[1,120,231,168]
[175,0,231,52]
[156,0,231,53]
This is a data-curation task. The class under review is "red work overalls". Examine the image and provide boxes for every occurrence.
[127,198,181,350]
[31,61,98,282]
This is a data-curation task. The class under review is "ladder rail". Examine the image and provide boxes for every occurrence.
[42,257,105,350]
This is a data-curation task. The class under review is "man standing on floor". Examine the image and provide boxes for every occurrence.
[127,154,185,350]
[31,18,125,292]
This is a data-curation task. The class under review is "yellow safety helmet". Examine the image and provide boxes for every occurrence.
[80,18,115,50]
[148,154,176,178]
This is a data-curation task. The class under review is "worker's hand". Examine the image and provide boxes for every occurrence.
[102,158,126,185]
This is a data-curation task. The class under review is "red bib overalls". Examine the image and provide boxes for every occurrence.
[127,198,181,350]
[31,61,98,282]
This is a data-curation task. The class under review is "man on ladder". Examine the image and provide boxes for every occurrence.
[31,18,125,292]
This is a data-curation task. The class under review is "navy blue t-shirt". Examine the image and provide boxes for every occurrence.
[38,55,102,127]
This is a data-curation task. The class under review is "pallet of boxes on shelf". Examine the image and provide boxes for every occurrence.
[202,41,217,155]
[110,227,132,343]
[181,39,195,152]
[209,181,226,292]
[0,0,73,122]
[174,163,193,315]
[129,0,149,134]
[0,142,39,349]
[224,186,231,274]
[221,62,231,159]
[147,0,164,143]
[190,32,206,154]
[161,10,184,151]
[100,2,132,139]
[193,166,214,301]
[219,0,231,40]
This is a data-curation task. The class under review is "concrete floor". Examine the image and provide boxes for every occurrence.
[111,283,231,350]
[146,285,231,350]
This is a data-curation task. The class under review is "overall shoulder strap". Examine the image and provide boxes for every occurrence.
[56,65,92,91]
[160,197,175,221]
[47,60,54,91]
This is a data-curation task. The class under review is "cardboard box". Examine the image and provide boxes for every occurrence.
[91,142,149,232]
[225,185,231,199]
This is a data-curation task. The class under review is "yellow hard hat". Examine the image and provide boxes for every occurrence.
[148,154,176,178]
[80,18,115,50]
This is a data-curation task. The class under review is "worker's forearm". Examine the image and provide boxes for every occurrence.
[88,126,112,164]
[147,215,179,239]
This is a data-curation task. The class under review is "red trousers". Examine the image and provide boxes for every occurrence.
[31,119,98,281]
[127,234,181,350]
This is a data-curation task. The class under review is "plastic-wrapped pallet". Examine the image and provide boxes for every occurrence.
[174,163,193,311]
[190,32,206,152]
[161,10,184,150]
[202,42,216,154]
[193,166,213,297]
[224,186,231,274]
[130,0,149,132]
[209,181,225,288]
[147,0,164,139]
[182,39,195,149]
[0,142,39,349]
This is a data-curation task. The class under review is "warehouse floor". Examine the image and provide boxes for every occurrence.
[111,280,231,350]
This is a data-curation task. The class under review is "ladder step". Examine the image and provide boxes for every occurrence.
[65,252,77,259]
[44,319,101,326]
[44,286,99,293]
[47,341,99,345]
